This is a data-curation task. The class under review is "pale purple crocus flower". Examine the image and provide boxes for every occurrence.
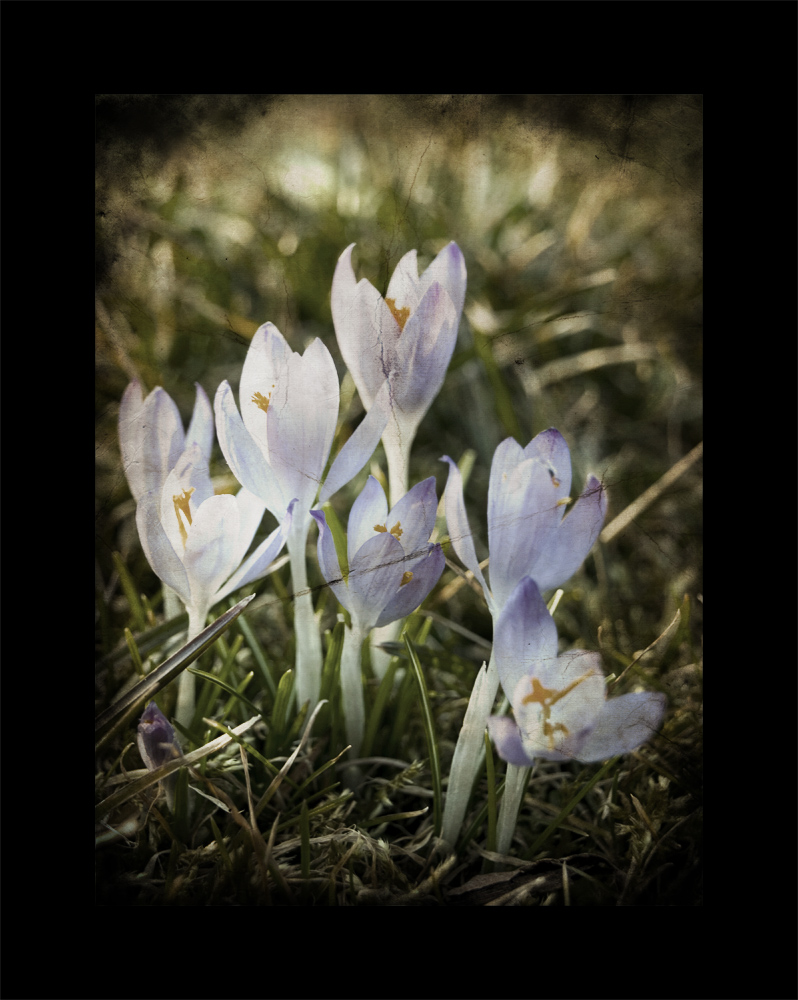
[214,322,390,711]
[442,428,607,619]
[136,441,296,726]
[488,577,666,765]
[331,242,466,508]
[119,380,213,503]
[441,428,607,847]
[310,476,445,756]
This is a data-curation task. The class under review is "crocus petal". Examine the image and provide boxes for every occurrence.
[385,476,439,558]
[374,543,445,628]
[420,241,467,322]
[229,487,268,568]
[441,455,492,612]
[514,650,606,762]
[528,475,607,591]
[346,532,406,632]
[215,380,286,517]
[575,692,667,762]
[120,383,185,501]
[215,498,296,603]
[344,279,404,408]
[310,510,349,612]
[385,248,421,312]
[494,577,559,700]
[266,336,339,510]
[185,382,214,465]
[135,488,191,604]
[159,456,214,560]
[393,281,458,420]
[488,454,562,612]
[487,715,534,767]
[182,494,242,618]
[319,379,390,505]
[239,322,294,452]
[330,244,360,357]
[347,474,389,562]
[523,428,573,499]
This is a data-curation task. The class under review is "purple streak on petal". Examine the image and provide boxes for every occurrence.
[487,715,533,767]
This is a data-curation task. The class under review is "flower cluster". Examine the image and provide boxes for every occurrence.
[118,239,666,842]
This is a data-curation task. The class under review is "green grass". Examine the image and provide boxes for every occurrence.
[95,95,702,905]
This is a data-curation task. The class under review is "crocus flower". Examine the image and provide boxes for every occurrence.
[214,321,390,711]
[136,443,295,633]
[119,380,213,502]
[136,442,296,726]
[137,701,183,810]
[442,428,607,618]
[214,322,389,523]
[441,428,607,847]
[331,242,466,506]
[310,476,445,755]
[487,577,666,765]
[311,475,445,635]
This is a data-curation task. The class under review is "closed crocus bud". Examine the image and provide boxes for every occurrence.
[137,701,183,810]
[137,701,182,771]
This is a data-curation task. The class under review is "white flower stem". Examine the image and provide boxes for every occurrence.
[441,650,501,849]
[340,622,368,758]
[175,605,205,730]
[496,763,531,855]
[288,515,323,712]
[372,425,413,678]
[382,422,412,511]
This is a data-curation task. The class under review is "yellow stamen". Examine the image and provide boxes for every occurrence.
[172,487,195,548]
[373,521,403,540]
[551,475,561,488]
[556,496,572,507]
[521,671,596,749]
[385,297,410,331]
[251,384,276,414]
[400,571,414,587]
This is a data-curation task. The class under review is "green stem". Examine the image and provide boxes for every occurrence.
[289,515,323,712]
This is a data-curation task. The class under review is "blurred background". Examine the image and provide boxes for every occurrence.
[96,93,702,667]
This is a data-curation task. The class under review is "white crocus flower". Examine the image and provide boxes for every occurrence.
[136,442,296,726]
